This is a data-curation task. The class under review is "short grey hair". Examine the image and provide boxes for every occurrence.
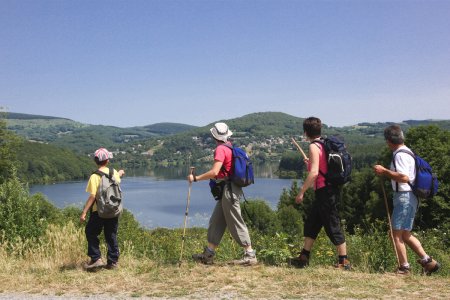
[384,125,405,145]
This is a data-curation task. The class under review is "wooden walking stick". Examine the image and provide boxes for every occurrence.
[380,179,401,268]
[179,166,195,266]
[291,137,307,160]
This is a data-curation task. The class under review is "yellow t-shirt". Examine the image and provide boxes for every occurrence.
[86,166,122,212]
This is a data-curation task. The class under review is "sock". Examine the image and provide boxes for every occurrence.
[300,248,310,258]
[421,255,430,264]
[401,262,410,268]
[206,247,215,254]
[338,255,348,264]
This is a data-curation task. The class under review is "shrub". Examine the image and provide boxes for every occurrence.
[242,199,281,235]
[0,175,49,245]
[277,205,303,238]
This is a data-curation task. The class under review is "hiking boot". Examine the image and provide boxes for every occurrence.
[84,258,104,270]
[289,254,309,268]
[335,259,352,270]
[396,265,411,275]
[417,257,440,275]
[230,250,257,266]
[192,247,215,265]
[105,262,118,270]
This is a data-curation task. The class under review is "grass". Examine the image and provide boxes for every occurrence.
[0,258,448,299]
[0,220,448,299]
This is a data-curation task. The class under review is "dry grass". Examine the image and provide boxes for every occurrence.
[0,222,448,299]
[0,257,449,299]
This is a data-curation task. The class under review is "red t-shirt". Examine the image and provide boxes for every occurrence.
[214,143,233,179]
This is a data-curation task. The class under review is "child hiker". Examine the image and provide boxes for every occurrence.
[80,148,125,270]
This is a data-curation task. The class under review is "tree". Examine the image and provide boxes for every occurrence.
[405,126,450,230]
[0,111,21,184]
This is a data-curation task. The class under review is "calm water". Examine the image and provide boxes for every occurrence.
[30,165,297,229]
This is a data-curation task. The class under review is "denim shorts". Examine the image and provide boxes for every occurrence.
[392,191,418,231]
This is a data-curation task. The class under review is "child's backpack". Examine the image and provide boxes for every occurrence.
[222,144,255,187]
[312,136,352,186]
[93,168,123,218]
[393,149,438,199]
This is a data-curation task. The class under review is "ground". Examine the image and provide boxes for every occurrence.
[0,262,448,299]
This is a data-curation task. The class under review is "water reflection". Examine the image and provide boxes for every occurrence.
[126,162,280,180]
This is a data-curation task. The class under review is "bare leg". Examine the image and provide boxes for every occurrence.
[336,242,347,256]
[208,242,218,251]
[393,229,408,265]
[303,237,315,251]
[402,231,427,258]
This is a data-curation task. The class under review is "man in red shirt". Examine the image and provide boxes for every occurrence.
[188,122,256,265]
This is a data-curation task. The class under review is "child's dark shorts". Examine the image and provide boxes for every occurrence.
[304,186,345,246]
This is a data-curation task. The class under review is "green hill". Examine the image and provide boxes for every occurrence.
[7,111,450,180]
[6,112,198,152]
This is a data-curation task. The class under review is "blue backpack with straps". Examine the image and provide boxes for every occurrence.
[222,144,255,187]
[393,149,439,199]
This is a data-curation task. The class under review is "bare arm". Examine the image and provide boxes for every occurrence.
[295,143,320,203]
[373,165,410,183]
[188,160,223,183]
[80,194,96,223]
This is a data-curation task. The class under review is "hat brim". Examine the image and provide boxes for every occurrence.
[210,128,233,142]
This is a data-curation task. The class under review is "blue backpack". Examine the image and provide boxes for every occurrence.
[222,144,254,187]
[393,149,438,199]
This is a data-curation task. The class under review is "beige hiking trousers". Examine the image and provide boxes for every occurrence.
[207,182,251,247]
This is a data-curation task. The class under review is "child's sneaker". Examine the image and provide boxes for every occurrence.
[396,265,411,275]
[84,258,104,270]
[192,247,215,265]
[230,250,257,266]
[417,257,440,275]
[105,262,118,270]
[335,258,352,270]
[289,254,309,268]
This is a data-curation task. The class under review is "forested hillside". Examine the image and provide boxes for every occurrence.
[5,111,450,183]
[6,112,197,149]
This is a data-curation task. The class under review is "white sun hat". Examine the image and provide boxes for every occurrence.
[210,122,233,142]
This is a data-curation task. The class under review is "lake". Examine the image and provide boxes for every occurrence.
[30,165,298,229]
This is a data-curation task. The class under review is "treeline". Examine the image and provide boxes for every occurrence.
[17,141,94,184]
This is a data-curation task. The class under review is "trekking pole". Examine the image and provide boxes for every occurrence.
[179,166,195,266]
[380,179,400,268]
[291,137,307,160]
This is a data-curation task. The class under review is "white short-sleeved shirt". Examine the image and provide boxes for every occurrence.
[390,145,416,192]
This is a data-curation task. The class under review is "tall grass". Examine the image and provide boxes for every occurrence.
[1,216,447,277]
[0,175,447,277]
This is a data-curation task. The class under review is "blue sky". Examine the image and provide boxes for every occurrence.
[1,0,449,127]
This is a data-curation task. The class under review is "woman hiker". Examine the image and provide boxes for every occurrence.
[187,122,257,265]
[291,117,350,269]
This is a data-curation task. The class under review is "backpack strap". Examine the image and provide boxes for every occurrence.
[217,143,233,178]
[392,149,415,192]
[93,168,114,180]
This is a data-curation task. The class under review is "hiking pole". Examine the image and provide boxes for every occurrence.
[179,166,195,266]
[380,179,400,268]
[291,137,307,160]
